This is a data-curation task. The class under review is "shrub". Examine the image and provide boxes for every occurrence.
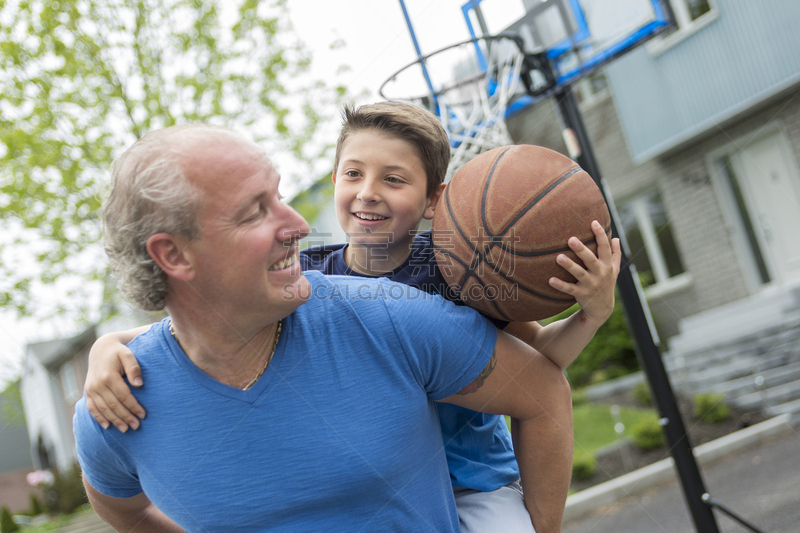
[42,463,88,515]
[1,506,20,533]
[571,388,588,407]
[27,493,43,517]
[632,381,653,406]
[549,299,639,387]
[631,415,665,450]
[693,393,730,424]
[572,453,596,481]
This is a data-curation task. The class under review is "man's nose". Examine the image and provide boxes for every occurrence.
[278,203,310,243]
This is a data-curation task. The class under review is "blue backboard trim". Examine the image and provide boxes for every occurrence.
[460,0,673,115]
[546,0,590,59]
[554,19,670,86]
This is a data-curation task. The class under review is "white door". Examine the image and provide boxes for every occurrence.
[732,130,800,286]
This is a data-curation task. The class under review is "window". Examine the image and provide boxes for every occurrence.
[618,189,686,289]
[650,0,718,52]
[575,71,609,108]
[59,360,80,402]
[675,0,713,26]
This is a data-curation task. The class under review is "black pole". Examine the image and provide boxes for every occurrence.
[554,87,721,532]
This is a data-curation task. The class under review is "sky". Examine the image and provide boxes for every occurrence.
[0,0,514,387]
[285,0,526,103]
[285,0,479,111]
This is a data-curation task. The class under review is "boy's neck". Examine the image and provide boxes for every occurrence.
[344,241,413,276]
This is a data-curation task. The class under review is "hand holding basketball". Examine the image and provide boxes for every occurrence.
[432,144,614,322]
[548,220,621,326]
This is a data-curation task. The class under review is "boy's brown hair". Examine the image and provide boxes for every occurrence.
[333,102,450,197]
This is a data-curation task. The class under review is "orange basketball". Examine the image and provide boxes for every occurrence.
[432,145,611,322]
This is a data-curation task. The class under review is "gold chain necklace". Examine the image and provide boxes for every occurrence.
[168,319,283,391]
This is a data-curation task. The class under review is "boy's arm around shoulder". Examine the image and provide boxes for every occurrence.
[440,331,573,533]
[85,325,151,432]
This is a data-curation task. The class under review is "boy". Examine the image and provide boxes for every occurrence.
[85,102,621,531]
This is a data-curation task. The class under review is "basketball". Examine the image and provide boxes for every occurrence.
[432,144,611,322]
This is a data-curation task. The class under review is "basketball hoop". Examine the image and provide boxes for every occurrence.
[379,34,554,180]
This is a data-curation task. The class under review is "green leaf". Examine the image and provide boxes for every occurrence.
[0,0,349,319]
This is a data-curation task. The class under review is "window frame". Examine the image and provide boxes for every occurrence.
[59,360,80,403]
[648,0,719,56]
[617,187,691,297]
[575,70,611,110]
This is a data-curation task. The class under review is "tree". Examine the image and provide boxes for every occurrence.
[0,379,25,427]
[0,0,349,319]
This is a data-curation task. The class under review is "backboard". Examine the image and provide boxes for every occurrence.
[382,0,674,175]
[461,0,674,111]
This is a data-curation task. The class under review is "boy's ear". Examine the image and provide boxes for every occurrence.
[331,170,337,185]
[422,183,447,220]
[146,233,195,282]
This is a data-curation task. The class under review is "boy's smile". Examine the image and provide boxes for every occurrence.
[332,130,443,275]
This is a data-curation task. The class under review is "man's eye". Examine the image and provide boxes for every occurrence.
[246,206,265,221]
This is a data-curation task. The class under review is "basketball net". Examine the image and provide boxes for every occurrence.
[380,36,526,181]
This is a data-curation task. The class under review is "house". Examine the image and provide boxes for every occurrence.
[20,327,95,473]
[289,172,346,247]
[504,0,800,413]
[19,306,159,475]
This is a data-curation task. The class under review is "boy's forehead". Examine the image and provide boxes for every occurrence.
[340,130,420,159]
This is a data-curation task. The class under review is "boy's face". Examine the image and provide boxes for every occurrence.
[333,130,443,254]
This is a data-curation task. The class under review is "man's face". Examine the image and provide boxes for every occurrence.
[182,133,310,320]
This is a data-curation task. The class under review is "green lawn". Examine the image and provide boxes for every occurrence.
[573,402,654,459]
[506,402,655,460]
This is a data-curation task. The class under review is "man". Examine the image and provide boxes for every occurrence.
[74,124,573,532]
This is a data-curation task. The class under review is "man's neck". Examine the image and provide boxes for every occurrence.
[167,307,283,389]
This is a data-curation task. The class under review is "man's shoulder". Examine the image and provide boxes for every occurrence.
[120,320,187,379]
[127,319,169,355]
[303,270,423,300]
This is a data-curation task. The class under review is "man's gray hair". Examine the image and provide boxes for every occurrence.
[102,126,205,311]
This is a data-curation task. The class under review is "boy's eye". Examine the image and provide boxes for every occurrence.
[385,176,404,184]
[345,170,361,178]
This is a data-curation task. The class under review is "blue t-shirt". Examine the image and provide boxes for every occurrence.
[74,272,496,532]
[300,231,520,491]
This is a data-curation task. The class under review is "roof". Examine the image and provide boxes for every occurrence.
[26,326,96,369]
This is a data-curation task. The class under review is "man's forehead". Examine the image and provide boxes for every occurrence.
[187,144,279,212]
[180,133,273,181]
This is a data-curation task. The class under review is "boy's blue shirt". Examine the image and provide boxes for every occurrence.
[300,230,520,491]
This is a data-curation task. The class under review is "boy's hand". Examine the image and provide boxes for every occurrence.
[548,220,622,326]
[85,331,147,432]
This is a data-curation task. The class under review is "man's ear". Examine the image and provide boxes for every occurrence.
[146,233,195,281]
[422,183,447,220]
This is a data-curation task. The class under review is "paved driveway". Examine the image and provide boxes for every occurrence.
[563,429,800,532]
